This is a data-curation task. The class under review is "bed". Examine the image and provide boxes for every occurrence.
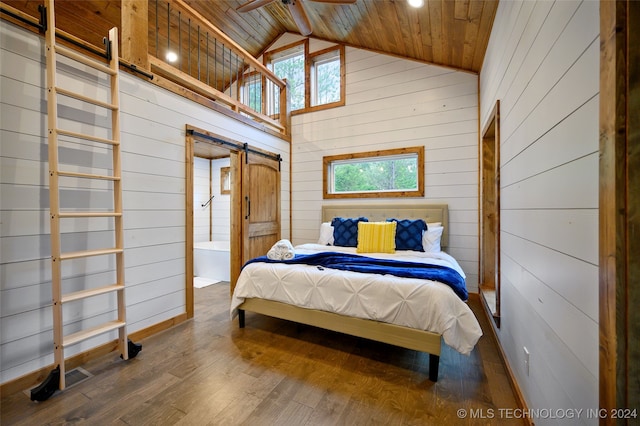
[230,204,482,381]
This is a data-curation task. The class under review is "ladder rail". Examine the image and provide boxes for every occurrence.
[108,26,129,362]
[45,0,64,389]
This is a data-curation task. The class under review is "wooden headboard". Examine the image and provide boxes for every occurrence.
[321,204,449,249]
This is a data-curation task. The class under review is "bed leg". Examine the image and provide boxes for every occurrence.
[429,354,440,382]
[238,310,245,328]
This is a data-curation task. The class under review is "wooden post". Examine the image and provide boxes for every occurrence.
[599,0,639,421]
[121,0,149,70]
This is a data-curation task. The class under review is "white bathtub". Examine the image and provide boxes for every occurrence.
[194,241,230,282]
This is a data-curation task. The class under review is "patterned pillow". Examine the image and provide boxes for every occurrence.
[386,218,427,251]
[357,221,396,254]
[331,217,368,247]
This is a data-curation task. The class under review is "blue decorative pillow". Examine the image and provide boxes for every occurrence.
[386,218,427,251]
[331,217,368,247]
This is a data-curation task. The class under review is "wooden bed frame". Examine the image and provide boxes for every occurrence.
[237,204,450,381]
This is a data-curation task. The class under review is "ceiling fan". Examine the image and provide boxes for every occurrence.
[237,0,357,36]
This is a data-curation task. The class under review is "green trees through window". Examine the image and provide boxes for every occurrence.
[324,147,425,199]
[333,158,418,192]
[272,52,305,111]
[265,41,344,113]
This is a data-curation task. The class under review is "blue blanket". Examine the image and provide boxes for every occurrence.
[243,252,468,301]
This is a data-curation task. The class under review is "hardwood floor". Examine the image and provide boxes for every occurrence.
[1,284,523,425]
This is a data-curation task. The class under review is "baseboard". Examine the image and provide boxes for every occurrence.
[0,312,188,398]
[477,294,534,426]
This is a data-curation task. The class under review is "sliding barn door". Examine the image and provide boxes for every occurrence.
[239,151,281,274]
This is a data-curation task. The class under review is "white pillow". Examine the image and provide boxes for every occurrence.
[318,222,334,245]
[423,225,444,252]
[427,222,442,228]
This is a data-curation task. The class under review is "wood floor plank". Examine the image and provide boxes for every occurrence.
[1,283,524,425]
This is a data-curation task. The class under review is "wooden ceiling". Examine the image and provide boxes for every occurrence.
[3,0,497,73]
[194,0,498,73]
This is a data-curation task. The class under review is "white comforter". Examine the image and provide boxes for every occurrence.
[230,243,482,355]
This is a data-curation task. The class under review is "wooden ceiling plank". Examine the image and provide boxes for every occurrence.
[472,0,498,72]
[461,0,483,71]
[441,0,455,66]
[428,0,444,66]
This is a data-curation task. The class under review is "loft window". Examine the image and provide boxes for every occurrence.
[310,46,343,108]
[265,41,345,114]
[268,42,306,112]
[323,146,425,199]
[241,71,262,114]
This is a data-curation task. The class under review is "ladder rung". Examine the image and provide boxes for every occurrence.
[59,212,122,218]
[63,320,126,347]
[55,87,118,110]
[57,129,119,146]
[54,44,116,76]
[61,284,124,303]
[60,248,123,261]
[57,170,120,181]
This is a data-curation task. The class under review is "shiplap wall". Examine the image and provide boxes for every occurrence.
[194,157,210,242]
[193,157,231,244]
[279,35,480,290]
[0,22,289,384]
[479,1,599,423]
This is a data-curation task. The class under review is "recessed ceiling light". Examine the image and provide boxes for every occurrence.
[408,0,424,8]
[166,51,178,63]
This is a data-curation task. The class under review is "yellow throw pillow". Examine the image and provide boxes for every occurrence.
[357,221,396,254]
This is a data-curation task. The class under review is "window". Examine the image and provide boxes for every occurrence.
[323,147,424,199]
[265,41,345,114]
[267,41,306,112]
[310,46,344,108]
[241,72,262,114]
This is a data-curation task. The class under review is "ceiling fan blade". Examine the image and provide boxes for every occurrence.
[309,0,357,4]
[288,0,313,36]
[237,0,276,13]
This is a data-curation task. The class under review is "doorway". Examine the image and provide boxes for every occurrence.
[479,100,501,328]
[184,125,282,318]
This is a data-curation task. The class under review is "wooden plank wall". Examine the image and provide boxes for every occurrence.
[275,34,480,291]
[479,0,599,419]
[0,21,289,385]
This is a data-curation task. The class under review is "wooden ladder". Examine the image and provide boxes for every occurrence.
[32,0,138,399]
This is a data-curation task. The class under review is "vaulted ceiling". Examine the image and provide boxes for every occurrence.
[3,0,498,73]
[190,0,498,72]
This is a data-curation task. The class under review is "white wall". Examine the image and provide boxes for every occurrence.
[0,22,289,384]
[286,37,480,290]
[193,156,211,242]
[193,157,231,244]
[479,1,599,423]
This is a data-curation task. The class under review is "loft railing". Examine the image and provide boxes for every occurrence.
[0,0,290,136]
[149,0,289,134]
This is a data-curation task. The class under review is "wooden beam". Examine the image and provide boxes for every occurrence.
[121,0,148,70]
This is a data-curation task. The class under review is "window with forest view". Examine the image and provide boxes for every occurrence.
[272,49,305,111]
[242,73,262,113]
[323,147,425,199]
[311,49,341,107]
[265,41,344,114]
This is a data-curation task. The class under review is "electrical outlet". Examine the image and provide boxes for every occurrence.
[523,346,530,376]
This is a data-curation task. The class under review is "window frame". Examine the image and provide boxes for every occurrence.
[264,40,345,115]
[323,146,425,199]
